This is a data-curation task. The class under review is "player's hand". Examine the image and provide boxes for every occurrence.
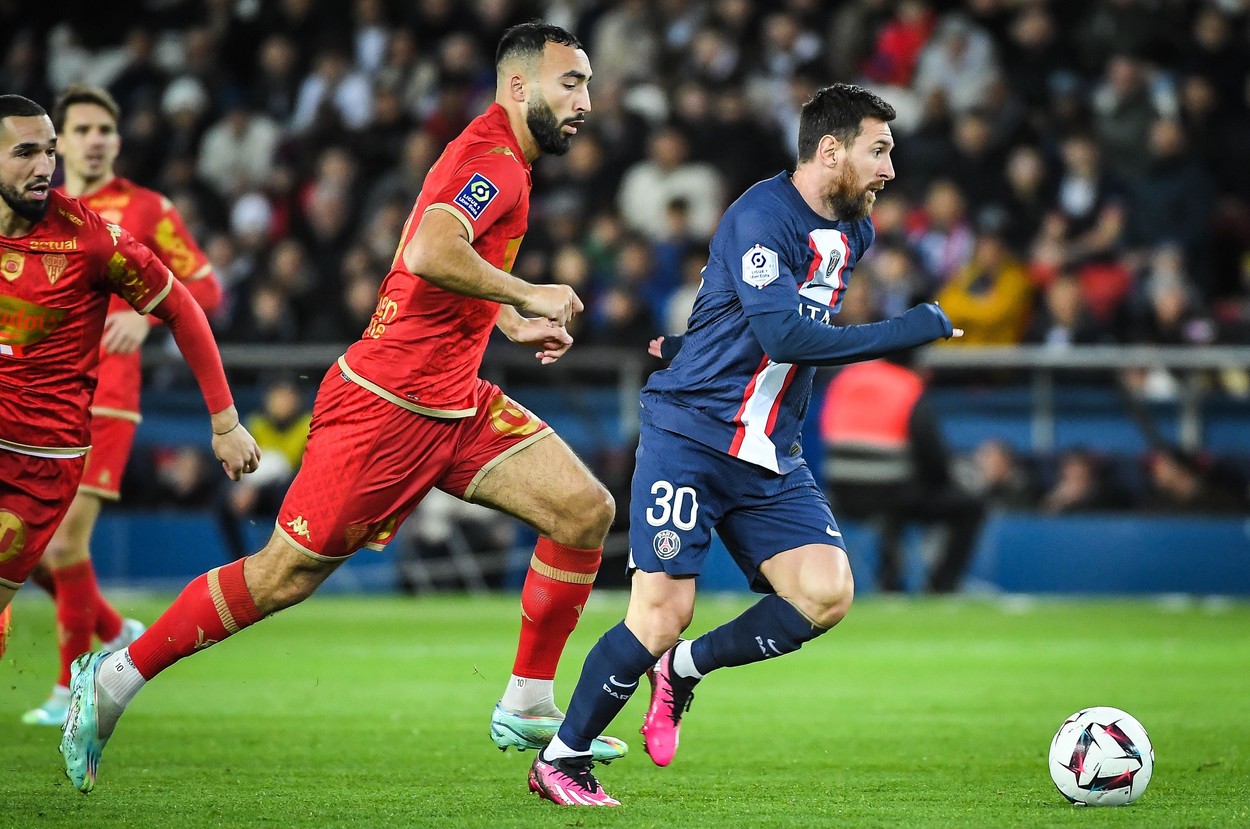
[506,316,574,364]
[648,337,666,359]
[210,408,262,481]
[519,284,584,328]
[101,309,151,354]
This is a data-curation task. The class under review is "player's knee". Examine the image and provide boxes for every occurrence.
[584,484,615,534]
[561,482,615,544]
[625,585,693,654]
[628,606,690,655]
[42,535,86,569]
[792,567,855,629]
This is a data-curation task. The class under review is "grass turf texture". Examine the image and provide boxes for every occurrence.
[4,592,1248,828]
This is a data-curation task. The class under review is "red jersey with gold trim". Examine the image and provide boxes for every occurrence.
[71,176,218,415]
[77,177,213,313]
[342,103,531,417]
[0,190,174,452]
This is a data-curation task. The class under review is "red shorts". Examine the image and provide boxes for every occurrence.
[0,451,86,588]
[81,348,142,501]
[79,414,139,501]
[276,367,551,559]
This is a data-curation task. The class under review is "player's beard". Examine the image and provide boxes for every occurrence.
[527,93,575,156]
[825,162,875,221]
[0,180,51,222]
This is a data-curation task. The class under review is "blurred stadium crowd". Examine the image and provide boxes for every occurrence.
[4,0,1250,537]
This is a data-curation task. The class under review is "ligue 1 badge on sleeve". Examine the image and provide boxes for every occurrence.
[454,172,500,220]
[741,244,779,289]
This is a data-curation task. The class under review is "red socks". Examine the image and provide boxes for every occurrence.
[512,537,602,680]
[52,561,101,687]
[94,594,123,644]
[128,559,261,680]
[34,563,122,643]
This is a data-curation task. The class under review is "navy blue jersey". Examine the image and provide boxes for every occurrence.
[642,172,876,474]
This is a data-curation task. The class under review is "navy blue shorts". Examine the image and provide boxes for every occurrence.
[628,422,844,593]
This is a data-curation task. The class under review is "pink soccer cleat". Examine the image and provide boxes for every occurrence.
[528,754,620,807]
[640,644,699,767]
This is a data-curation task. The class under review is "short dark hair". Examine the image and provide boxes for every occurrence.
[796,83,896,162]
[51,84,121,131]
[495,20,582,69]
[0,94,48,123]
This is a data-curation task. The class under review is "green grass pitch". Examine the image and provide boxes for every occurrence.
[5,591,1248,828]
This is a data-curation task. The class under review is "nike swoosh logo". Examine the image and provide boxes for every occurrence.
[608,675,638,689]
[825,526,842,538]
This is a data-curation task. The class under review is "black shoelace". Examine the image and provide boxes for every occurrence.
[553,756,602,793]
[663,674,697,726]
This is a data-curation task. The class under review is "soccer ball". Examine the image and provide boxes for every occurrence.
[1048,707,1154,806]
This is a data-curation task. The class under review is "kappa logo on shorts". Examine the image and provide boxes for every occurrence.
[453,173,499,221]
[741,244,780,289]
[653,529,681,560]
[286,515,311,541]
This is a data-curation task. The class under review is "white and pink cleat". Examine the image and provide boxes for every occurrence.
[529,754,620,806]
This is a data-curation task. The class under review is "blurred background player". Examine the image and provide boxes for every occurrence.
[18,85,224,727]
[62,23,625,795]
[528,84,959,806]
[0,94,259,660]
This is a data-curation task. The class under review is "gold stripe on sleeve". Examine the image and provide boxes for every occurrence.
[138,271,174,315]
[424,203,475,243]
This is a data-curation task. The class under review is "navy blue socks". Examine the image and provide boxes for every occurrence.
[689,594,827,674]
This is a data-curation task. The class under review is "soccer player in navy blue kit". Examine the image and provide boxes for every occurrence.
[526,84,964,807]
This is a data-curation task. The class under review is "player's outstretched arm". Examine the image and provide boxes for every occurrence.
[148,278,261,481]
[748,303,960,366]
[403,210,583,327]
[109,267,222,351]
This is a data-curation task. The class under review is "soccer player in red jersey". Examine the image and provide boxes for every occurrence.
[0,96,259,656]
[18,85,226,727]
[61,22,624,794]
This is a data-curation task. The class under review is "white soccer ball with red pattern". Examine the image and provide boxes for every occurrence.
[1048,707,1154,806]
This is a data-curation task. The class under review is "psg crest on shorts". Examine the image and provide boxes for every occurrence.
[653,530,681,560]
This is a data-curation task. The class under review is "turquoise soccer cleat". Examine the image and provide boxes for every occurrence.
[60,651,111,793]
[490,703,628,763]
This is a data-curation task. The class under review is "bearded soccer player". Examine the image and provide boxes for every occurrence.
[527,84,964,806]
[62,22,624,794]
[0,95,259,665]
[16,85,225,727]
